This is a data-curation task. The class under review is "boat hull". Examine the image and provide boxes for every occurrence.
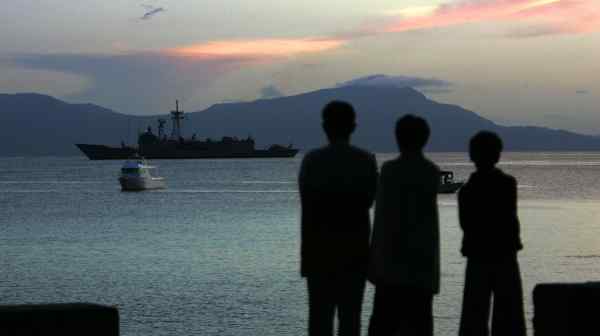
[76,144,299,160]
[119,176,166,191]
[438,182,464,194]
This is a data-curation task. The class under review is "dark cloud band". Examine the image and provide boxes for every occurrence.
[11,52,246,114]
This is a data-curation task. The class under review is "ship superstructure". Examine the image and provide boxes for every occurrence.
[76,101,298,160]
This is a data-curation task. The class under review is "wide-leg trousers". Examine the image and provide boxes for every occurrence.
[459,257,526,336]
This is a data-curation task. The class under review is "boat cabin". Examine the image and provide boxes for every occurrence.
[120,159,155,177]
[440,171,455,185]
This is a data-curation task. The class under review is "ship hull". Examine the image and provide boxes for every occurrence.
[76,144,136,160]
[76,144,299,160]
[119,176,166,191]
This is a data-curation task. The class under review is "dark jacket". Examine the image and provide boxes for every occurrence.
[299,143,378,277]
[458,168,523,258]
[368,154,441,293]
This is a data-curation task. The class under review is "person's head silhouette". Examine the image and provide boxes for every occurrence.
[469,131,503,171]
[322,101,356,144]
[395,114,430,154]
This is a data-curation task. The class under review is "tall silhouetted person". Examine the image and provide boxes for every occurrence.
[368,115,440,336]
[458,131,526,336]
[298,101,378,336]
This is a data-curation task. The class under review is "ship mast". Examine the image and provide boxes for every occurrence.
[170,100,184,140]
[157,118,167,139]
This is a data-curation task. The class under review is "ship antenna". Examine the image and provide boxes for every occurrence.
[127,117,131,145]
[170,99,185,140]
[157,118,167,139]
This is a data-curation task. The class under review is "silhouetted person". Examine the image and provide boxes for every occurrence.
[368,115,440,336]
[458,131,526,336]
[299,101,378,336]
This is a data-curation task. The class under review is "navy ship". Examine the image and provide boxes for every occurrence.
[76,101,299,160]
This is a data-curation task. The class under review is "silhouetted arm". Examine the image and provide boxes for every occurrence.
[458,187,469,232]
[508,177,518,219]
[298,155,309,199]
[298,154,312,275]
[368,163,387,283]
[508,176,523,250]
[366,154,378,208]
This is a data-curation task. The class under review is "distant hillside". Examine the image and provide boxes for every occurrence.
[1,87,600,156]
[185,86,600,152]
[0,93,136,156]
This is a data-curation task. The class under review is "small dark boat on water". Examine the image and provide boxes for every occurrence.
[76,101,299,160]
[439,170,464,194]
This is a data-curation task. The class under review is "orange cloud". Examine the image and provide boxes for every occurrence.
[380,0,599,35]
[161,0,595,66]
[168,38,346,60]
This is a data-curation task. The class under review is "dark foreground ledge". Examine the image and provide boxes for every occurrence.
[0,303,118,336]
[534,282,600,336]
[2,285,600,336]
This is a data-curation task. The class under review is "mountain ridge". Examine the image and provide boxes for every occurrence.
[1,87,599,156]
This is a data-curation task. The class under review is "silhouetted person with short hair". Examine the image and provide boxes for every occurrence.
[458,131,526,336]
[299,101,378,336]
[368,115,440,336]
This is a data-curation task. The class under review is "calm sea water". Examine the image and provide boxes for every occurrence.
[2,152,600,335]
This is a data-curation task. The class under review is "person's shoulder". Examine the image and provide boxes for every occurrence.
[380,157,410,179]
[299,148,322,172]
[422,157,440,173]
[496,169,517,188]
[301,146,327,162]
[347,145,376,161]
[500,170,516,182]
[460,171,477,188]
[494,168,516,183]
[415,156,440,180]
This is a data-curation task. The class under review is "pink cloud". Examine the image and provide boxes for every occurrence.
[508,0,600,34]
[380,0,600,36]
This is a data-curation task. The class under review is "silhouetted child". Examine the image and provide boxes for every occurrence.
[368,115,440,336]
[458,131,526,336]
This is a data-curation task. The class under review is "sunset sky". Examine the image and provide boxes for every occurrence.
[1,0,598,133]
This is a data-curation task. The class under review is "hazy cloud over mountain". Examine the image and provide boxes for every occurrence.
[259,85,284,99]
[337,74,452,93]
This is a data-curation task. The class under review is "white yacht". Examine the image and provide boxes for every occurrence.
[438,171,464,194]
[119,156,166,191]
